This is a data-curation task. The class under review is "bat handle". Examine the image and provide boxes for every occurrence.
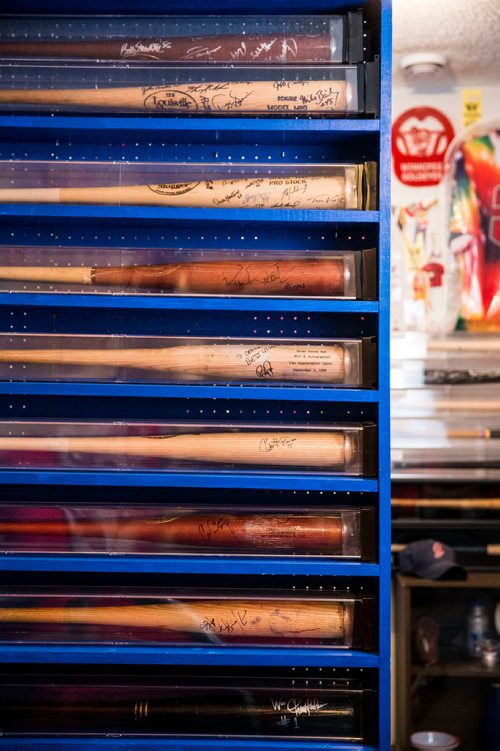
[0,188,60,203]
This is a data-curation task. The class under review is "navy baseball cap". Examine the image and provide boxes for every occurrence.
[398,539,467,581]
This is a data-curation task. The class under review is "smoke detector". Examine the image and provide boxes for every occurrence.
[400,52,448,77]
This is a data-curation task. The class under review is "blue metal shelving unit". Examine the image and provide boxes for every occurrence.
[0,0,391,748]
[0,741,379,751]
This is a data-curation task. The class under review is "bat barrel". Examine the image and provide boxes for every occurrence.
[91,258,347,296]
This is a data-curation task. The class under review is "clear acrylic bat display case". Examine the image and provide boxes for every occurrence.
[0,160,378,210]
[0,13,365,64]
[0,669,377,741]
[0,504,376,559]
[391,332,500,389]
[0,420,376,475]
[392,414,500,475]
[0,586,376,649]
[392,355,500,389]
[0,334,377,388]
[0,246,378,299]
[0,63,379,116]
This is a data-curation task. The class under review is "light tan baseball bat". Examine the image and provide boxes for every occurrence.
[0,429,353,469]
[0,79,349,114]
[392,498,500,509]
[0,598,347,640]
[392,543,500,556]
[0,513,345,552]
[428,339,500,353]
[425,400,500,412]
[0,257,348,296]
[0,342,349,383]
[0,172,357,210]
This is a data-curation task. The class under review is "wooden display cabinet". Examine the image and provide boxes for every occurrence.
[394,571,500,750]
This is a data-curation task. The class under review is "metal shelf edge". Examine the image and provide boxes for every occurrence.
[0,114,381,133]
[0,382,379,402]
[0,293,379,313]
[0,205,380,223]
[0,644,379,667]
[0,554,380,577]
[0,739,377,751]
[0,471,378,491]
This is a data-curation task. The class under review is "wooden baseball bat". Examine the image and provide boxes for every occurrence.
[428,339,500,353]
[0,79,349,115]
[392,543,500,556]
[0,257,347,296]
[0,689,355,736]
[0,429,353,469]
[425,369,500,386]
[0,513,344,552]
[0,172,355,209]
[0,32,334,63]
[446,428,500,440]
[411,400,500,412]
[392,498,500,510]
[0,598,347,640]
[0,342,349,384]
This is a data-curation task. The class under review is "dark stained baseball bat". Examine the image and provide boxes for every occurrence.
[0,429,354,470]
[0,686,357,737]
[0,512,344,552]
[0,598,348,640]
[0,171,360,209]
[0,257,348,296]
[425,369,500,385]
[0,341,351,383]
[0,31,335,63]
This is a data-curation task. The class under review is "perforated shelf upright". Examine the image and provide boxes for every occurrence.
[0,1,391,749]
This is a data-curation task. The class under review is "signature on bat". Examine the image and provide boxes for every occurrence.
[121,40,173,59]
[230,37,299,62]
[259,436,297,452]
[271,698,330,717]
[200,609,249,634]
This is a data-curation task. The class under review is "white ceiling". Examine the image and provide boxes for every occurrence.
[393,0,500,87]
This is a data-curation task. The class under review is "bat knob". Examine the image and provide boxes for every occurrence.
[344,432,354,468]
[343,347,352,381]
[343,259,351,292]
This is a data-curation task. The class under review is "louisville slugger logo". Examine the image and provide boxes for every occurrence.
[148,182,201,196]
[143,88,198,112]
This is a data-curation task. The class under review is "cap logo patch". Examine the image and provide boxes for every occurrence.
[432,542,445,559]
